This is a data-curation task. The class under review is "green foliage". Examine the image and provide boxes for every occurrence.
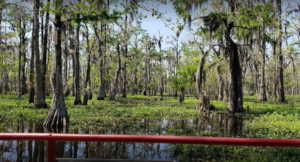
[168,63,197,90]
[174,144,300,162]
[173,95,300,161]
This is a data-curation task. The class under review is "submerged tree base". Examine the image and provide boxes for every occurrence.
[196,95,216,112]
[34,103,47,109]
[226,107,244,115]
[43,98,69,129]
[74,99,82,105]
[97,96,105,100]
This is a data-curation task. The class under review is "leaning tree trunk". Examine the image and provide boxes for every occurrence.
[34,0,47,108]
[43,0,69,128]
[74,0,82,105]
[226,23,243,113]
[196,49,209,99]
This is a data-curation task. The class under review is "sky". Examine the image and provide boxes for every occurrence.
[137,2,179,39]
[133,1,193,49]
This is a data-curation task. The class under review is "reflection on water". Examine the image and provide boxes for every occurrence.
[0,113,250,161]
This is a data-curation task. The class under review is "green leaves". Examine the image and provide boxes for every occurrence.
[168,62,197,91]
[249,20,261,28]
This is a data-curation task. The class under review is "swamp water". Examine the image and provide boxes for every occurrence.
[0,113,250,161]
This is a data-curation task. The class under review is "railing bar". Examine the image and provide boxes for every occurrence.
[0,133,299,147]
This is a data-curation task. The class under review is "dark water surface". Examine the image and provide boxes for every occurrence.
[0,113,250,161]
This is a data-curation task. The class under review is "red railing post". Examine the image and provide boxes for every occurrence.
[47,136,56,162]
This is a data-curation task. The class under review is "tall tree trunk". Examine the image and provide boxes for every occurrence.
[272,42,277,101]
[258,31,267,101]
[0,12,2,94]
[18,47,21,97]
[122,6,128,98]
[226,23,243,113]
[159,37,163,99]
[17,19,23,98]
[179,87,185,105]
[28,21,35,103]
[216,65,223,101]
[122,47,127,98]
[70,33,75,97]
[63,26,70,96]
[0,7,1,42]
[21,50,27,95]
[83,52,91,105]
[83,25,91,105]
[160,55,164,99]
[97,40,105,100]
[222,54,229,102]
[5,73,8,93]
[34,0,47,108]
[102,21,108,99]
[266,82,270,100]
[74,0,82,105]
[109,43,121,100]
[41,0,50,101]
[291,59,297,95]
[174,40,179,97]
[277,0,286,103]
[254,63,259,94]
[95,22,105,100]
[142,60,148,96]
[148,59,151,96]
[20,21,27,95]
[43,0,69,128]
[132,65,138,95]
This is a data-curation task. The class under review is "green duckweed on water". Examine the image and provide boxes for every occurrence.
[1,94,300,161]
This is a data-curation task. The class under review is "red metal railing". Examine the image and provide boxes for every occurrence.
[1,133,300,161]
